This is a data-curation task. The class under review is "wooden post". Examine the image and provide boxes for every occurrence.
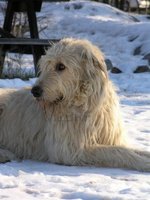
[0,0,43,77]
[26,0,42,75]
[0,0,15,76]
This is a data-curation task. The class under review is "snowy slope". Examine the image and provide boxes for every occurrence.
[37,1,150,73]
[0,1,150,200]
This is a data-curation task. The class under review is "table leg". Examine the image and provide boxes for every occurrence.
[0,0,15,77]
[0,47,5,76]
[3,0,14,32]
[26,0,42,75]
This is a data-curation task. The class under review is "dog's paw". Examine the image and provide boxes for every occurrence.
[0,149,16,163]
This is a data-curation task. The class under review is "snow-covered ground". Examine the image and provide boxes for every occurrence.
[0,1,150,199]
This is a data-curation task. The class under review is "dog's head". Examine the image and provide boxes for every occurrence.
[31,38,108,110]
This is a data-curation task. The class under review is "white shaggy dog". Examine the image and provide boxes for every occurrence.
[0,38,150,171]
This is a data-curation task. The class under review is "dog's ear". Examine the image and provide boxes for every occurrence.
[80,44,108,81]
[74,42,108,110]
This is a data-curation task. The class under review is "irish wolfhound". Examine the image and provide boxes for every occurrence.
[0,38,150,171]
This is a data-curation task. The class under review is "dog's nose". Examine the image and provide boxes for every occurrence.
[31,86,43,98]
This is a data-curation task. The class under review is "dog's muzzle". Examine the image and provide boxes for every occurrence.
[31,86,43,98]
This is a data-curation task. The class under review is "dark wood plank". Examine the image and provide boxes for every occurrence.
[0,38,59,56]
[43,0,69,2]
[3,0,14,32]
[0,38,59,45]
[0,0,15,76]
[27,0,39,38]
[4,0,42,12]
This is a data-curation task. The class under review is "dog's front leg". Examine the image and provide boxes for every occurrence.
[76,146,150,172]
[0,148,16,163]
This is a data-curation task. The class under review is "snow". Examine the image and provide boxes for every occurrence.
[37,1,150,73]
[0,161,149,200]
[0,1,150,199]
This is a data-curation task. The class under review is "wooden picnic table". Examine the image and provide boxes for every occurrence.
[0,0,68,76]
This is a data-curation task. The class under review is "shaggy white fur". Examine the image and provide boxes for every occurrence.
[0,38,150,171]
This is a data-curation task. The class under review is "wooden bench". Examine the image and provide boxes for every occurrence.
[0,38,59,46]
[0,0,68,76]
[0,38,59,74]
[0,38,59,55]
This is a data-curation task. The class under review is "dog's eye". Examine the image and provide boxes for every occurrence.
[56,63,66,71]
